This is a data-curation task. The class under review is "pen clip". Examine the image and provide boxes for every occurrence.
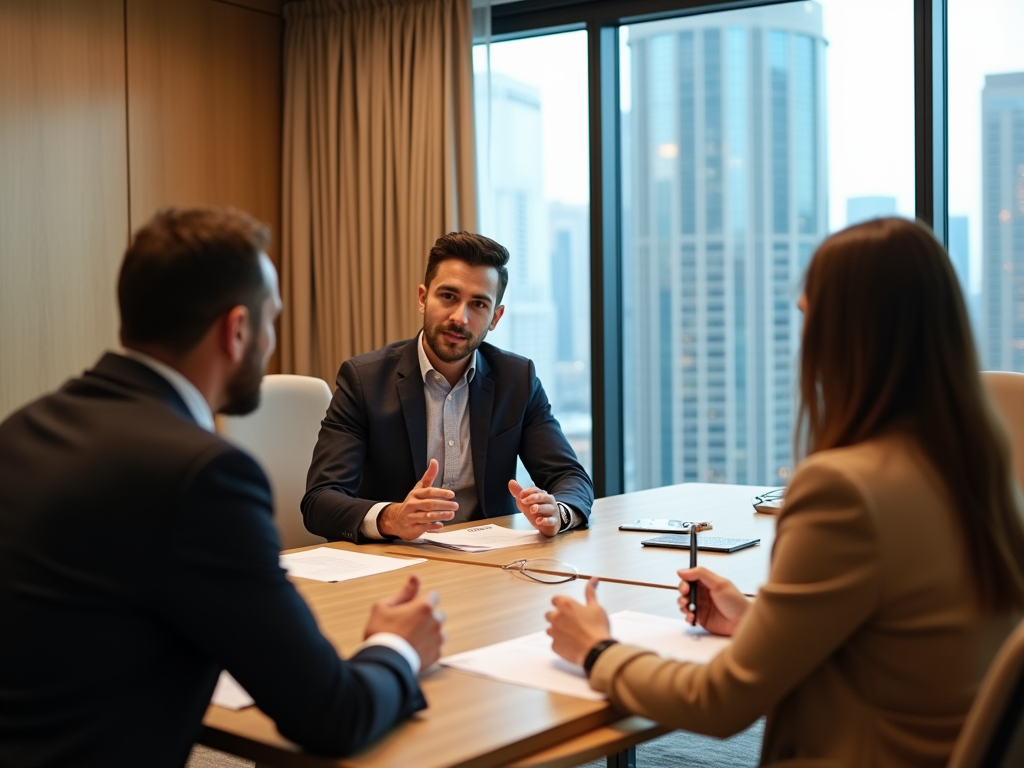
[688,521,713,532]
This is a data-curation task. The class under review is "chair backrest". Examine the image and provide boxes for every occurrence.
[982,371,1024,491]
[948,621,1024,768]
[217,374,331,550]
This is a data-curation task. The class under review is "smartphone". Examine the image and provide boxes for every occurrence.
[618,519,712,534]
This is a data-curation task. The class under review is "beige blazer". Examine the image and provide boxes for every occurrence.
[591,431,1019,767]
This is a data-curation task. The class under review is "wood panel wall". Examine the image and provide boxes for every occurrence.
[0,0,283,421]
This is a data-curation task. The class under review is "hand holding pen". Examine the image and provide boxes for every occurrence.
[677,563,751,637]
[687,524,699,625]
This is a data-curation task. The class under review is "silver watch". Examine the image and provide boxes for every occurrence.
[556,502,571,532]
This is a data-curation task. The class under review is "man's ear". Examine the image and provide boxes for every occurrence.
[417,284,427,315]
[222,305,251,363]
[488,304,505,331]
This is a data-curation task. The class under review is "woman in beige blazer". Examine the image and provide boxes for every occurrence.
[547,218,1024,767]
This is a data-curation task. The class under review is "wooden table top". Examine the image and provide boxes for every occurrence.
[384,482,779,595]
[200,482,778,767]
[200,556,689,768]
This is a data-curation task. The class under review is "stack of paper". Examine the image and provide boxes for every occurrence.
[279,547,425,582]
[416,524,546,552]
[441,610,731,700]
[212,671,253,710]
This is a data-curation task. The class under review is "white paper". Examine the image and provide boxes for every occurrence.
[211,671,254,710]
[279,547,425,582]
[440,610,731,701]
[416,524,546,552]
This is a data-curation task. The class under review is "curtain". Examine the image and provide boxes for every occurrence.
[281,0,476,383]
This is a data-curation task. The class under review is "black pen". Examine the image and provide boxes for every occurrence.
[687,524,698,626]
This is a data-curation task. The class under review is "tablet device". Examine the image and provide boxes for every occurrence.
[618,519,711,534]
[640,534,760,553]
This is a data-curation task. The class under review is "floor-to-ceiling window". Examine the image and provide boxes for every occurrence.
[476,0,949,496]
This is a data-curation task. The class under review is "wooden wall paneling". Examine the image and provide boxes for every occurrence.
[126,0,284,371]
[0,0,130,420]
[125,0,282,256]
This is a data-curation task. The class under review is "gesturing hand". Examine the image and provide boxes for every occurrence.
[378,459,458,540]
[545,577,612,666]
[364,574,446,670]
[677,566,750,637]
[508,479,560,537]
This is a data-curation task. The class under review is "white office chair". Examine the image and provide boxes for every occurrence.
[947,620,1024,767]
[982,371,1024,491]
[217,374,332,550]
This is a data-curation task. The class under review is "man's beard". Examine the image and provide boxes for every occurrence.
[221,334,265,416]
[424,320,486,364]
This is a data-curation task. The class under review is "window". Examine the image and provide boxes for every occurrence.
[473,31,593,476]
[949,0,1024,371]
[622,1,914,490]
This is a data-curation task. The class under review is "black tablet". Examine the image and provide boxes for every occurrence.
[640,534,760,553]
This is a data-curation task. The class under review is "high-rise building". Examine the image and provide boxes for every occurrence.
[846,195,897,227]
[981,72,1024,372]
[624,3,827,488]
[474,72,558,405]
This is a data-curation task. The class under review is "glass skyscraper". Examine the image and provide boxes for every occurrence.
[981,72,1024,372]
[624,3,828,489]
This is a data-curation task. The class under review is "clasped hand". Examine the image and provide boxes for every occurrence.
[364,574,446,670]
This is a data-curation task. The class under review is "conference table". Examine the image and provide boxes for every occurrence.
[198,482,778,768]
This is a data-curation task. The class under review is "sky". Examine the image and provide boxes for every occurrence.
[473,0,1024,293]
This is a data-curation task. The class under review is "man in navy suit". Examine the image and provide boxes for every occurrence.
[302,232,594,544]
[0,208,444,768]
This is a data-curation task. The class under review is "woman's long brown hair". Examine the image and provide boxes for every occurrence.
[797,217,1024,613]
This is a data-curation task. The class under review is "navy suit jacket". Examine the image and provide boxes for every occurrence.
[0,354,425,768]
[302,338,594,542]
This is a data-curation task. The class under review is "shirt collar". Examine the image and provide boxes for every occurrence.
[121,348,216,432]
[416,330,477,385]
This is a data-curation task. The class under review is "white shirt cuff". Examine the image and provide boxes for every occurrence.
[356,632,421,675]
[360,502,391,540]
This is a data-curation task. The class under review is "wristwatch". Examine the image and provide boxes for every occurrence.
[583,639,619,676]
[556,502,572,532]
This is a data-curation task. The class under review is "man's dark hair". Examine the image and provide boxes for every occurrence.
[118,208,271,355]
[424,232,510,304]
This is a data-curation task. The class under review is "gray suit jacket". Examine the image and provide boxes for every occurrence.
[302,338,594,542]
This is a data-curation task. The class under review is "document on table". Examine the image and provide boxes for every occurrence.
[212,671,253,710]
[441,610,731,701]
[415,523,546,552]
[279,547,426,582]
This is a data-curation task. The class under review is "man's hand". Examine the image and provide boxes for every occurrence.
[677,566,750,636]
[508,479,560,537]
[364,574,446,670]
[546,577,612,666]
[378,459,458,540]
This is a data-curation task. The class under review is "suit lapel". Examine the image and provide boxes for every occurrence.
[396,339,428,479]
[469,352,494,508]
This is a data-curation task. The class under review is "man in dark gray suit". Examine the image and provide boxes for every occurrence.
[302,232,594,544]
[0,208,444,768]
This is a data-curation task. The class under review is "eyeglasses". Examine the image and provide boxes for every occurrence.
[753,487,785,513]
[501,558,578,584]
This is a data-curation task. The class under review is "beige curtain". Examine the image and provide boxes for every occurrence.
[281,0,476,382]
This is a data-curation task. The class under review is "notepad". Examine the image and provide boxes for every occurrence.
[441,610,731,700]
[279,547,425,582]
[414,524,546,552]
